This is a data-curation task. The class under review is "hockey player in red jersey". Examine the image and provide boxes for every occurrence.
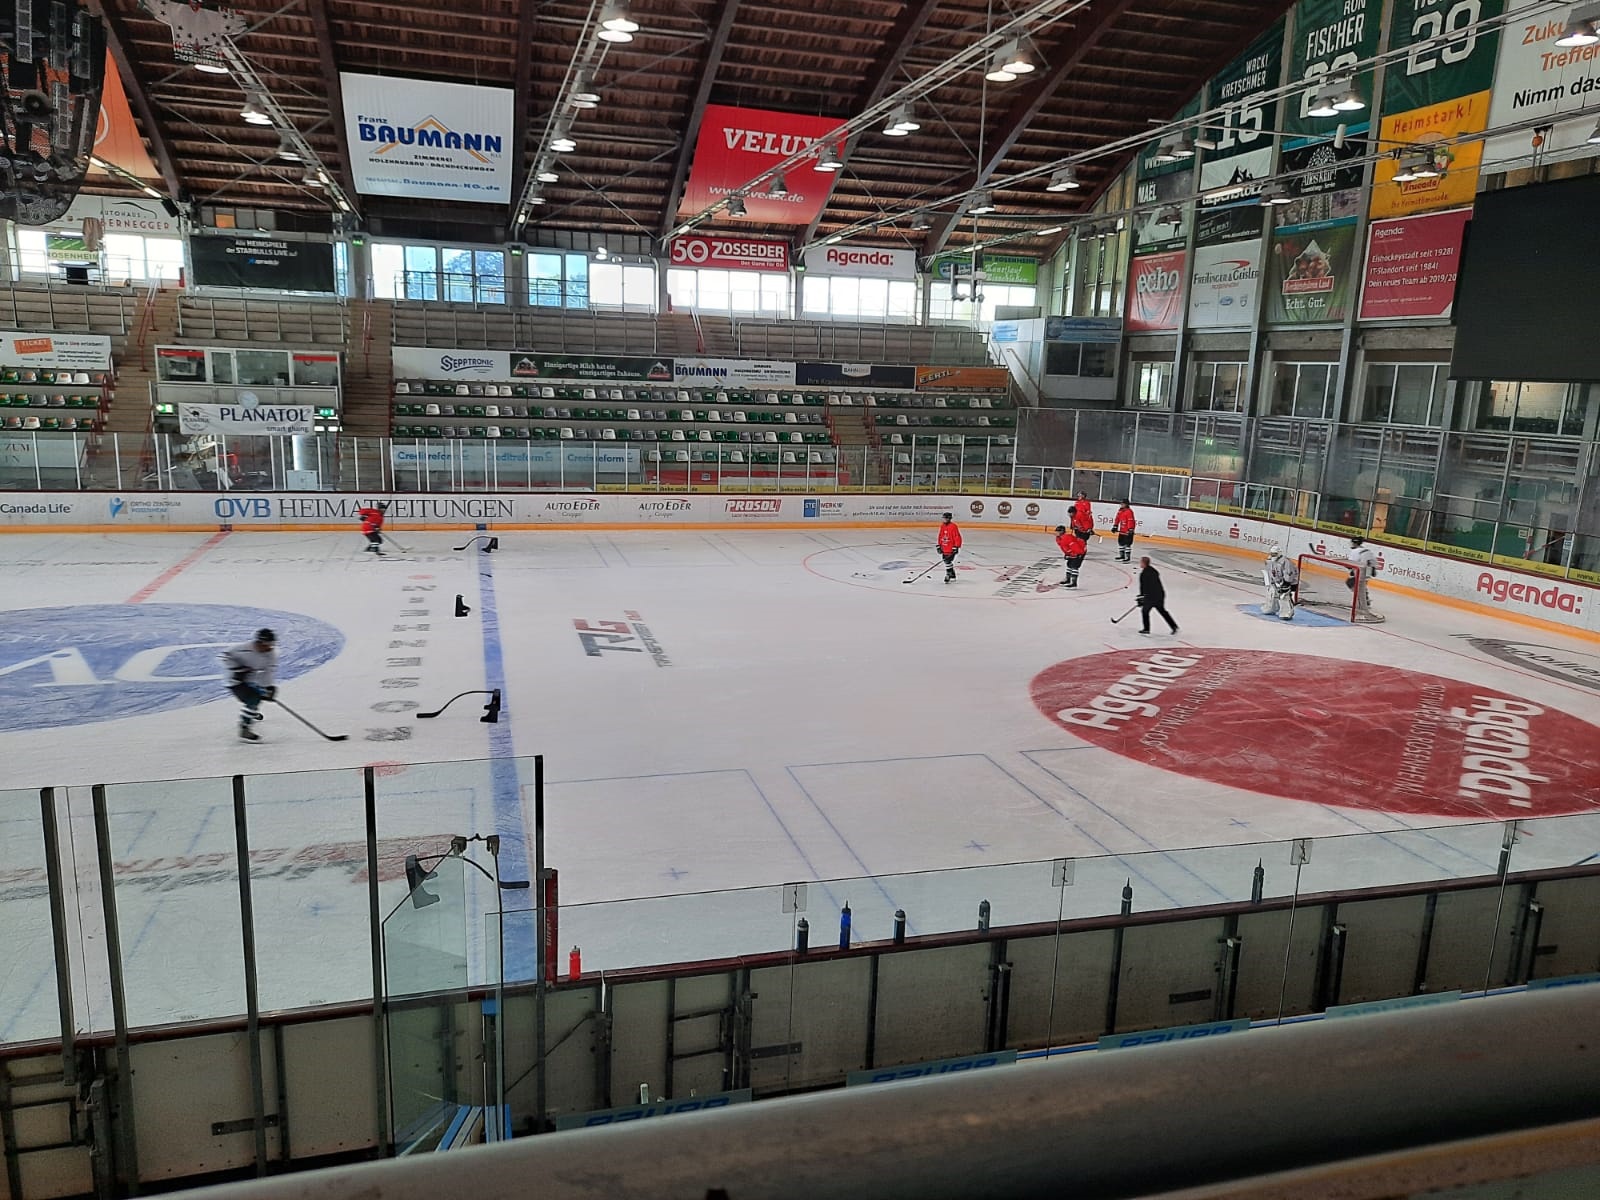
[937,512,963,584]
[1054,524,1087,589]
[1112,500,1137,563]
[1070,492,1094,541]
[358,501,389,556]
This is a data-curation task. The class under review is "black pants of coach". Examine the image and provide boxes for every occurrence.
[1139,599,1177,633]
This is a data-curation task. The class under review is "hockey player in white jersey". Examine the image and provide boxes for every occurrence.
[222,629,278,741]
[1346,536,1384,621]
[1262,547,1299,620]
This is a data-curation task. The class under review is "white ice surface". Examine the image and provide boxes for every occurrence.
[2,527,1598,1042]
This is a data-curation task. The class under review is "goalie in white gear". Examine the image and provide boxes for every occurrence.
[1262,547,1299,620]
[1346,536,1384,621]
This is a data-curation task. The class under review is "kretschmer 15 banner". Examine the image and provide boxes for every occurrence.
[340,73,513,203]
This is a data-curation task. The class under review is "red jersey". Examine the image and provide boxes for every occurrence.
[1112,507,1136,534]
[358,506,385,535]
[1071,498,1093,530]
[1056,531,1086,558]
[937,522,962,554]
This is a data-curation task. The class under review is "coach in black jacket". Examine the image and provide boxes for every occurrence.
[1136,557,1179,635]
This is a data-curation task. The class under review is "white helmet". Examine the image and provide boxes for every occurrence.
[1268,545,1285,559]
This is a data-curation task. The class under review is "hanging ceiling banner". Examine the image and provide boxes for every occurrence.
[340,72,513,203]
[1197,20,1285,246]
[669,234,789,273]
[1126,250,1187,332]
[677,104,846,225]
[1133,97,1199,254]
[802,244,917,280]
[89,54,159,180]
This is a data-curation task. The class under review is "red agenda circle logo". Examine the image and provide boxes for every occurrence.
[1030,649,1600,819]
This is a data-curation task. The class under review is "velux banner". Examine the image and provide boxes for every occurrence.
[678,104,846,225]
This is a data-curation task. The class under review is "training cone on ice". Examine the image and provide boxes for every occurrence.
[455,594,471,617]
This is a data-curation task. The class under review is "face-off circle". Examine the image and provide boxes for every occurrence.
[1030,649,1600,819]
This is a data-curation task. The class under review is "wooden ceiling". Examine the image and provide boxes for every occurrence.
[95,0,1294,256]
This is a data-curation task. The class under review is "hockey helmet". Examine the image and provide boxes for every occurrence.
[942,512,953,520]
[1350,535,1365,546]
[1055,525,1067,534]
[1268,545,1285,559]
[255,628,277,646]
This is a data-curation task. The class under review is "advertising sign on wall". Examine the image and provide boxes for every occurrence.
[794,362,916,389]
[392,347,510,379]
[1044,316,1123,343]
[511,355,674,383]
[178,404,316,436]
[1371,0,1502,217]
[1358,208,1470,321]
[1126,251,1187,332]
[1283,0,1382,137]
[673,358,797,388]
[914,366,1011,392]
[62,194,182,237]
[1267,218,1358,324]
[1484,0,1600,168]
[1198,21,1285,244]
[668,234,790,273]
[1279,131,1366,225]
[801,244,916,280]
[340,72,513,203]
[677,104,845,225]
[1135,95,1198,252]
[0,331,113,370]
[931,254,1038,285]
[1187,240,1262,328]
[189,235,336,292]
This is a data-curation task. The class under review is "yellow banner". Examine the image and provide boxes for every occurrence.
[1368,91,1489,219]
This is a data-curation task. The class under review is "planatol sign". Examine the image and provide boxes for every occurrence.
[678,104,845,226]
[340,72,513,203]
[178,404,315,436]
[802,244,916,280]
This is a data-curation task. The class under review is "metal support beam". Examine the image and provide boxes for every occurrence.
[657,0,742,240]
[920,0,1143,261]
[509,0,541,215]
[85,0,182,197]
[797,0,943,248]
[304,0,360,203]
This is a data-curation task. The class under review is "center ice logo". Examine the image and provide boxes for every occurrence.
[0,604,344,733]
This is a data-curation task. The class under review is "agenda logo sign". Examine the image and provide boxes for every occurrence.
[0,605,344,733]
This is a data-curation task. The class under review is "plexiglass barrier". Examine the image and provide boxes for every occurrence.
[2,412,1596,579]
[1,757,1596,1051]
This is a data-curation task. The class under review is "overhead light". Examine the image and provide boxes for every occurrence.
[996,38,1037,76]
[1390,158,1418,183]
[1151,133,1194,164]
[535,158,559,183]
[1038,225,1064,236]
[240,92,272,126]
[824,234,843,244]
[969,189,996,214]
[1259,180,1293,206]
[550,136,577,153]
[1306,83,1341,119]
[527,196,547,206]
[570,71,601,108]
[816,140,844,171]
[1045,165,1080,191]
[1587,119,1600,144]
[985,41,1020,82]
[883,103,919,134]
[768,173,788,196]
[1410,154,1441,179]
[140,185,163,199]
[727,196,747,217]
[883,119,911,137]
[335,196,350,212]
[1332,80,1366,112]
[910,213,931,230]
[1193,127,1221,150]
[275,133,302,162]
[194,61,229,76]
[1555,2,1600,45]
[302,164,324,187]
[595,245,608,260]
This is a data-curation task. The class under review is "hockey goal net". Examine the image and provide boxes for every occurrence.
[1294,553,1361,623]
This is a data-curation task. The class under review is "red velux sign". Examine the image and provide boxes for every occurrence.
[1358,208,1470,322]
[678,103,846,226]
[669,234,790,273]
[1126,250,1186,332]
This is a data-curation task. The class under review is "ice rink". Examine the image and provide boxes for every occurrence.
[3,523,1599,1041]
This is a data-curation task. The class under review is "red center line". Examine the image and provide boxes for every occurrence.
[126,531,230,604]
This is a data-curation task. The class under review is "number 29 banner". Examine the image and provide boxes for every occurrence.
[677,104,846,226]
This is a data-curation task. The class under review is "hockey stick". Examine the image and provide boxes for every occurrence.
[453,535,500,552]
[417,688,502,722]
[902,560,943,585]
[381,533,411,553]
[1110,602,1140,624]
[269,697,349,741]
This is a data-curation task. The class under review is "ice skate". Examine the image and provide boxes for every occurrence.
[238,723,261,742]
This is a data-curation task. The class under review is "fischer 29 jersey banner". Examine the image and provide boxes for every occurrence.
[677,104,845,225]
[341,73,513,203]
[1126,251,1186,332]
[669,234,789,273]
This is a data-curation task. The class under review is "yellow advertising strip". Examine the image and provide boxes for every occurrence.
[1368,91,1489,219]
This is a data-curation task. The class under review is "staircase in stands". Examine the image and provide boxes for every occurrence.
[103,287,177,435]
[827,405,876,451]
[340,298,394,436]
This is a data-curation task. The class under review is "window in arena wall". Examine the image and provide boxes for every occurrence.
[665,268,788,317]
[1130,360,1172,409]
[1362,363,1446,426]
[1476,380,1586,437]
[590,262,657,313]
[1269,361,1337,419]
[1189,361,1248,413]
[928,281,1036,325]
[801,275,918,323]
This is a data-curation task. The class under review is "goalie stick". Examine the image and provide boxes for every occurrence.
[269,697,349,741]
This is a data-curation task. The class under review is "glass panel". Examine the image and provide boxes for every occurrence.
[0,792,61,1044]
[370,243,404,299]
[564,253,588,309]
[530,254,563,307]
[236,350,290,387]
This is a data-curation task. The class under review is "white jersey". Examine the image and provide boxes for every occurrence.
[1348,543,1378,579]
[1266,555,1299,589]
[221,642,277,688]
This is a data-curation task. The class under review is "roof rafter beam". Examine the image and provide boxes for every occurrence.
[509,0,540,213]
[84,0,182,197]
[798,0,944,247]
[303,0,360,202]
[657,0,742,240]
[921,0,1143,259]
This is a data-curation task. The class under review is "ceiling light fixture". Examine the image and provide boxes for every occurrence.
[275,133,302,162]
[1410,153,1442,179]
[536,158,559,183]
[1193,127,1221,150]
[570,72,602,108]
[824,234,843,244]
[727,196,747,217]
[194,61,229,75]
[1333,80,1366,112]
[1045,165,1080,191]
[1390,152,1419,183]
[551,135,577,153]
[1259,180,1293,206]
[1306,82,1341,118]
[998,39,1037,75]
[768,173,789,196]
[302,164,324,187]
[1151,133,1194,164]
[985,41,1020,82]
[141,184,164,199]
[240,92,272,126]
[910,213,931,230]
[1038,225,1064,236]
[1555,1,1600,45]
[816,140,844,171]
[969,189,996,214]
[598,0,639,41]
